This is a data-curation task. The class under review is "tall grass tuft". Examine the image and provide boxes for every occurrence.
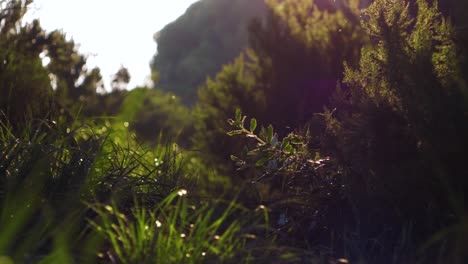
[0,116,103,262]
[89,189,265,264]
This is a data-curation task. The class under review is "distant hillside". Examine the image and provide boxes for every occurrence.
[150,0,267,105]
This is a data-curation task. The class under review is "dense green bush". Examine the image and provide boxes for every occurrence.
[193,0,365,176]
[248,0,365,129]
[324,0,468,237]
[193,53,266,173]
[0,3,53,126]
[224,1,468,263]
[127,88,193,148]
[227,110,347,253]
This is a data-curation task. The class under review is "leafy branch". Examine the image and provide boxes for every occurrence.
[226,109,344,239]
[226,109,334,181]
[227,109,307,172]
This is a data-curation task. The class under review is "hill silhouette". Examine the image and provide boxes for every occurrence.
[150,0,266,104]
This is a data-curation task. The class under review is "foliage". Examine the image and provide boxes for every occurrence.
[0,0,105,122]
[0,117,102,263]
[111,66,131,91]
[0,41,53,126]
[0,1,53,126]
[0,112,192,262]
[194,0,365,174]
[247,0,365,130]
[194,53,266,173]
[321,0,468,262]
[221,1,468,262]
[227,110,349,260]
[126,88,193,148]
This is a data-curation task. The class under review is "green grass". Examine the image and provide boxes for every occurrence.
[89,190,265,264]
[0,116,276,263]
[0,116,197,263]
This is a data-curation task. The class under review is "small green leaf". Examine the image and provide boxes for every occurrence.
[282,140,290,150]
[250,118,257,133]
[230,155,240,162]
[227,130,243,136]
[289,136,302,144]
[255,157,270,167]
[241,146,249,156]
[266,125,273,143]
[235,108,242,121]
[280,252,300,260]
[284,144,295,154]
[247,149,261,156]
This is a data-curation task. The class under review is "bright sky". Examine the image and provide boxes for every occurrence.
[24,0,199,90]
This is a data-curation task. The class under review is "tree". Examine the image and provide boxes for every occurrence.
[0,0,53,126]
[111,66,131,91]
[248,0,365,131]
[193,0,365,173]
[193,53,265,172]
